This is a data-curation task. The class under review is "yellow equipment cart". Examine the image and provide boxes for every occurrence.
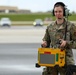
[36,48,65,67]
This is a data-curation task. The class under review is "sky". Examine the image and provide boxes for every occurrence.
[0,0,76,12]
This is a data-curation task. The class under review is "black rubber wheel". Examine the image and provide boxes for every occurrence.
[35,63,41,68]
[54,65,59,69]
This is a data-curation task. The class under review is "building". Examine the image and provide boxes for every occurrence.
[0,6,31,14]
[18,9,31,14]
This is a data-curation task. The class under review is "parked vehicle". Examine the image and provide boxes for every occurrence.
[33,19,43,26]
[0,17,11,27]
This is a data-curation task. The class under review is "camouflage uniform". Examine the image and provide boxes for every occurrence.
[42,18,76,75]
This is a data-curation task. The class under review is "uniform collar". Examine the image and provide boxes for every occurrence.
[54,18,67,28]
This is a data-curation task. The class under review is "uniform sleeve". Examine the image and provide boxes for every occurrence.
[66,23,76,49]
[42,26,51,42]
[42,26,51,47]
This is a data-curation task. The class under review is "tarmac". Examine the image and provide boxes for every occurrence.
[0,26,45,43]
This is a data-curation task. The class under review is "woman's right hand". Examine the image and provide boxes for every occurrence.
[41,41,47,47]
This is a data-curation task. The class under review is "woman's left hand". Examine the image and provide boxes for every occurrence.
[60,39,67,47]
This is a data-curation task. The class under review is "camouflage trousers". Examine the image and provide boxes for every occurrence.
[42,67,65,75]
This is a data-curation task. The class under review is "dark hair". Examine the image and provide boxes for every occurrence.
[53,2,66,16]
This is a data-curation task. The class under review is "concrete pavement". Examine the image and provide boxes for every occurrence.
[0,27,45,43]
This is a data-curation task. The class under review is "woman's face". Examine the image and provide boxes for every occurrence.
[54,6,64,19]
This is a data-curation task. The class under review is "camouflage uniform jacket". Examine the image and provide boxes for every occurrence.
[43,19,76,65]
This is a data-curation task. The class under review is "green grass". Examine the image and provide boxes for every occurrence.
[0,13,51,21]
[68,14,76,21]
[0,13,76,21]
